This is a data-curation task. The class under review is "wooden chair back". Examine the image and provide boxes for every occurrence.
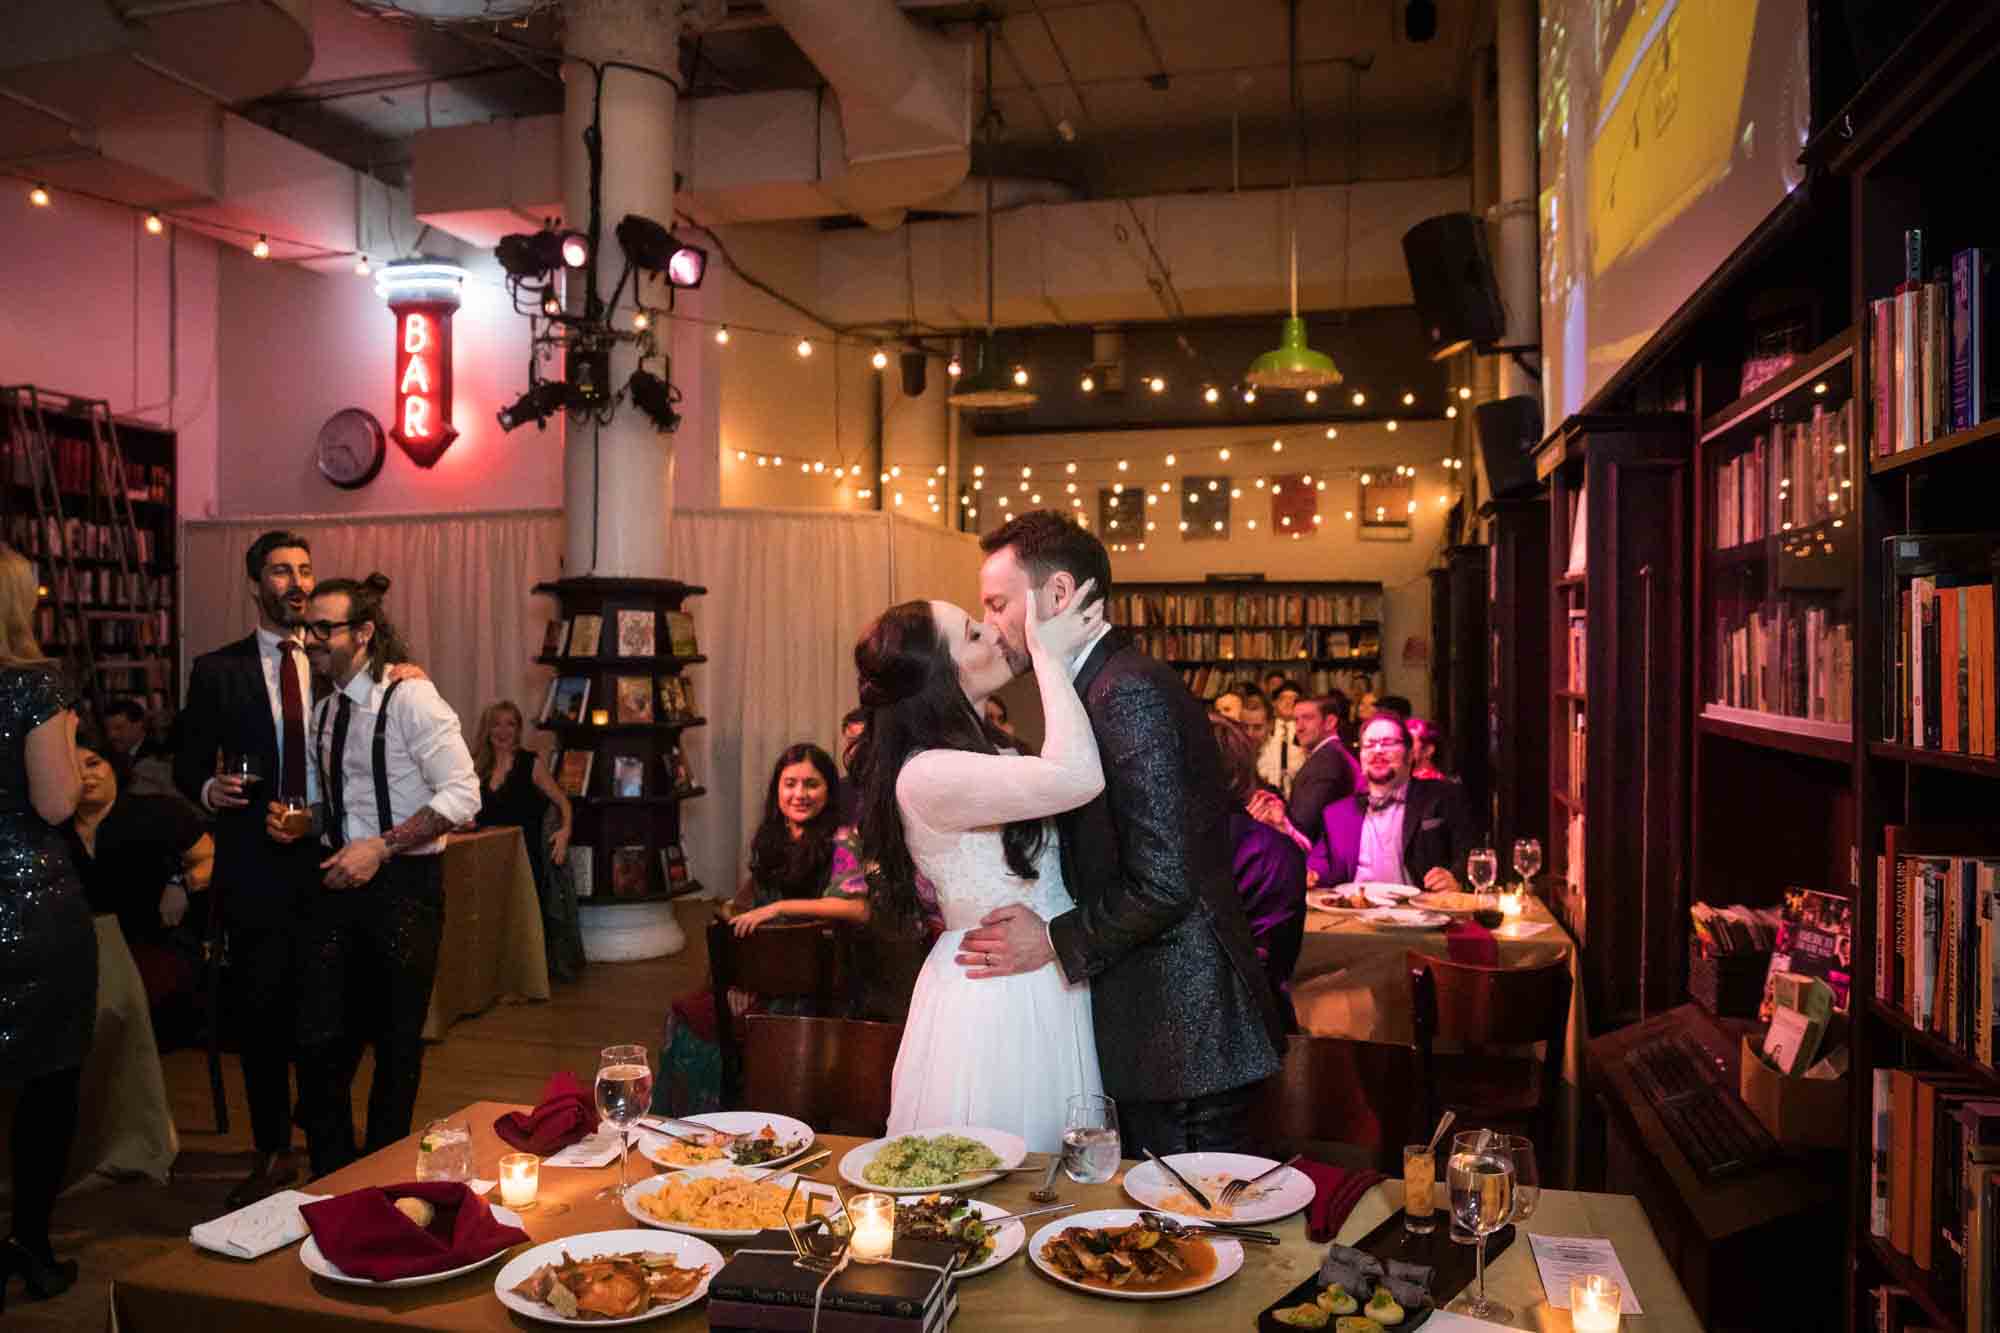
[740,1014,904,1137]
[1249,1034,1420,1169]
[1407,949,1572,1134]
[707,917,841,1105]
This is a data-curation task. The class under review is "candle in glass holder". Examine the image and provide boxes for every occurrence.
[1499,890,1524,918]
[590,708,610,726]
[498,1153,540,1209]
[1570,1274,1621,1332]
[847,1193,894,1262]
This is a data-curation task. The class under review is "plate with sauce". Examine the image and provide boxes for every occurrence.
[1028,1208,1243,1300]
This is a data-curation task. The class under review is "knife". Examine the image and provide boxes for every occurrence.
[1143,1148,1214,1213]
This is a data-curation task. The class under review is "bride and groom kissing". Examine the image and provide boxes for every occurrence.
[848,510,1284,1158]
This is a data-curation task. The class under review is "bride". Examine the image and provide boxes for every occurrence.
[849,585,1105,1153]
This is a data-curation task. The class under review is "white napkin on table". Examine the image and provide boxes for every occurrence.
[188,1189,328,1259]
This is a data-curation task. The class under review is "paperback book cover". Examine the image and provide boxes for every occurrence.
[614,675,653,724]
[615,609,655,657]
[665,744,697,794]
[1760,887,1854,1021]
[612,754,644,798]
[555,749,594,796]
[657,675,693,719]
[539,618,568,658]
[660,843,689,889]
[610,845,650,897]
[666,611,699,657]
[567,613,604,658]
[546,676,591,725]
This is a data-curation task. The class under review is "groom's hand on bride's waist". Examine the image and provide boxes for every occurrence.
[957,904,1055,978]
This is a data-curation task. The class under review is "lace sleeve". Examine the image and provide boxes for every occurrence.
[897,666,1103,832]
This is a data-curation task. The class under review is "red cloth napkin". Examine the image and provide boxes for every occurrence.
[1296,1158,1388,1242]
[1445,920,1498,967]
[493,1072,597,1154]
[300,1181,529,1282]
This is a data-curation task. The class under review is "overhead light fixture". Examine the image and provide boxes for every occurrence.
[632,311,650,331]
[949,24,1037,411]
[947,355,962,378]
[28,182,50,207]
[1149,376,1166,394]
[144,212,164,236]
[1080,373,1096,393]
[872,346,889,370]
[715,325,731,344]
[252,234,271,259]
[1243,388,1257,404]
[796,338,813,358]
[497,381,572,432]
[495,228,588,279]
[627,369,681,432]
[1204,386,1220,404]
[615,214,706,287]
[542,293,562,317]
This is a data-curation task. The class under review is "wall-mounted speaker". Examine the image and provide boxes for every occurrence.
[1474,395,1543,499]
[1402,213,1506,359]
[900,349,928,397]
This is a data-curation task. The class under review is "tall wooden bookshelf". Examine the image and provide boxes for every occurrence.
[1429,546,1491,811]
[1106,578,1384,701]
[1481,496,1550,860]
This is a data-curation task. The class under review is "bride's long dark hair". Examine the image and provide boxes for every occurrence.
[849,600,1047,934]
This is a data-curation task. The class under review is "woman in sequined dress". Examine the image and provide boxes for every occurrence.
[0,544,91,1308]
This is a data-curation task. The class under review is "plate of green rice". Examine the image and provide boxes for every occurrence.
[839,1128,1028,1194]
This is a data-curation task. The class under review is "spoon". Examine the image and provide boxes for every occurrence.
[1424,1110,1457,1158]
[1028,1155,1063,1204]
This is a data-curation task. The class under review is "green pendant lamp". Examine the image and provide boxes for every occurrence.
[950,21,1036,411]
[1246,0,1341,394]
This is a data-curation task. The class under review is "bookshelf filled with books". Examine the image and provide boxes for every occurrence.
[1105,579,1384,701]
[531,577,707,904]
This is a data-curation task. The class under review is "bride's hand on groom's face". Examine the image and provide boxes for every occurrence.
[957,904,1055,978]
[1024,576,1102,662]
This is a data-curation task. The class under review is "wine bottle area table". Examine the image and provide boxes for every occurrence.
[424,828,550,1041]
[109,1100,1702,1331]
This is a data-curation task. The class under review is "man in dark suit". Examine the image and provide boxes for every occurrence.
[959,512,1282,1156]
[175,530,325,1205]
[1306,712,1477,892]
[1284,692,1363,842]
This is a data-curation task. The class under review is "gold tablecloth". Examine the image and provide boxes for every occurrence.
[112,1099,1701,1331]
[1292,895,1589,1082]
[424,828,550,1041]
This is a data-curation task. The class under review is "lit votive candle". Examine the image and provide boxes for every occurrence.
[847,1193,895,1262]
[498,1153,540,1209]
[1500,890,1525,918]
[1570,1273,1622,1332]
[590,708,610,726]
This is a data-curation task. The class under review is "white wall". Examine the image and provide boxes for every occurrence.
[1,189,222,516]
[968,419,1461,704]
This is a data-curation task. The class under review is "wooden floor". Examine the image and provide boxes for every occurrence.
[2,899,719,1330]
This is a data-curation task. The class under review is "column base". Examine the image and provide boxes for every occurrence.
[579,899,687,961]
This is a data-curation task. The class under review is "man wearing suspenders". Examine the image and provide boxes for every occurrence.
[267,572,479,1176]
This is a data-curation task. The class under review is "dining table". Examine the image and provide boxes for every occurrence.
[1291,890,1589,1083]
[111,1098,1702,1331]
[424,828,550,1041]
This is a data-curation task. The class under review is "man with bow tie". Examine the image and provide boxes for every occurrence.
[1305,712,1475,892]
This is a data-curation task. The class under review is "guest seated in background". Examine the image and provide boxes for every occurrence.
[1238,690,1274,762]
[65,732,213,1047]
[103,696,180,800]
[837,707,869,825]
[1256,677,1304,795]
[1373,694,1413,721]
[1307,713,1476,894]
[1212,687,1245,721]
[1249,691,1364,854]
[1261,669,1286,700]
[980,695,1012,737]
[1407,716,1450,780]
[1210,716,1306,1027]
[470,701,581,982]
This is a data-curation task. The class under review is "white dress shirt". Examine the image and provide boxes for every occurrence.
[1354,784,1412,885]
[1064,619,1114,682]
[309,671,480,855]
[203,626,319,811]
[1257,717,1299,795]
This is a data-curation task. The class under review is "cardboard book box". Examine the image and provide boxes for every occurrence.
[1739,1034,1849,1150]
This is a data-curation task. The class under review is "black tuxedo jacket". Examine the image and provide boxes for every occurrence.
[1284,738,1362,847]
[1047,630,1284,1103]
[175,633,327,927]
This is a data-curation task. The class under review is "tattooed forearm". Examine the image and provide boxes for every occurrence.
[382,806,454,855]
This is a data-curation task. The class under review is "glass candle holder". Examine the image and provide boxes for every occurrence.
[1570,1274,1622,1332]
[847,1193,895,1262]
[590,708,610,726]
[498,1152,540,1209]
[1499,890,1524,918]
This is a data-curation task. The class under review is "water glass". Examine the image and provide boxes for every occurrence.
[1467,846,1499,896]
[1513,837,1543,891]
[1401,1144,1436,1233]
[1061,1093,1120,1184]
[1504,1134,1539,1224]
[1446,1130,1515,1323]
[416,1119,472,1182]
[594,1043,654,1200]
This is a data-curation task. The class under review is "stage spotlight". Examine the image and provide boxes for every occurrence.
[496,230,566,279]
[627,370,682,433]
[497,381,572,432]
[558,231,589,268]
[615,214,707,287]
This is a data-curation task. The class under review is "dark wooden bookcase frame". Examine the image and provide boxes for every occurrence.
[1481,495,1550,861]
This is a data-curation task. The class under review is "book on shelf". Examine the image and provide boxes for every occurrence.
[1873,231,1994,456]
[614,675,653,724]
[1759,888,1853,1021]
[1874,825,2000,1052]
[1566,611,1587,692]
[571,845,593,898]
[665,611,699,657]
[611,754,644,798]
[660,842,689,890]
[1882,535,1997,755]
[1108,586,1381,629]
[1872,1074,2000,1327]
[610,845,649,897]
[615,609,655,657]
[1713,604,1854,723]
[544,676,591,725]
[539,619,567,658]
[1568,711,1586,802]
[566,613,603,657]
[656,675,691,719]
[554,749,594,797]
[1566,480,1588,576]
[664,743,696,794]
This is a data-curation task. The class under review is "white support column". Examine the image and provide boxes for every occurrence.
[1495,0,1539,403]
[562,0,682,575]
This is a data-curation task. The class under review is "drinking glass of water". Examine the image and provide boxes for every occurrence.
[416,1118,472,1182]
[1061,1093,1119,1184]
[1512,837,1543,893]
[1446,1130,1516,1323]
[1503,1134,1539,1225]
[594,1043,654,1200]
[1467,846,1499,898]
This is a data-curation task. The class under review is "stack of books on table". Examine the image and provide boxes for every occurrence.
[707,1231,959,1332]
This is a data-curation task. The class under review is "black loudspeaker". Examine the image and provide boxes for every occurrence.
[900,350,928,397]
[1474,395,1543,499]
[1402,213,1506,359]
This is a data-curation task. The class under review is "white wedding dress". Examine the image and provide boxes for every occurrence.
[885,666,1105,1155]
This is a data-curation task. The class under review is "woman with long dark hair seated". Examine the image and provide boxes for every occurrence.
[851,588,1106,1152]
[1209,715,1307,1027]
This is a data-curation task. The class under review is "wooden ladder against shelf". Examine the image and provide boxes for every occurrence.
[80,399,161,711]
[2,385,95,706]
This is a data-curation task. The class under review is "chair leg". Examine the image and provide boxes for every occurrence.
[203,941,230,1135]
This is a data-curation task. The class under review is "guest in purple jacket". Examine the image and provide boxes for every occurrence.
[1210,715,1307,1027]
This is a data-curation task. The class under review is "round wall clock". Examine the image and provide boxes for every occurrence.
[315,408,387,489]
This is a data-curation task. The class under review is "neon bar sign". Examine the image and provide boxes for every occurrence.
[376,260,466,468]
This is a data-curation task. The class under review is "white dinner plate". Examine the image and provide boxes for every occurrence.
[1359,906,1452,930]
[1305,890,1372,915]
[897,1196,1025,1278]
[1028,1208,1244,1300]
[1121,1153,1313,1226]
[620,1161,841,1240]
[492,1228,723,1326]
[638,1111,814,1171]
[839,1127,1029,1196]
[298,1205,525,1288]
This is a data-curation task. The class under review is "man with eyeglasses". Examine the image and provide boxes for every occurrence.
[1305,713,1475,893]
[267,572,478,1175]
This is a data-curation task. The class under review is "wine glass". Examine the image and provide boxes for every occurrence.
[594,1044,653,1200]
[1513,838,1543,894]
[1447,1130,1516,1323]
[1467,846,1499,899]
[1061,1093,1120,1184]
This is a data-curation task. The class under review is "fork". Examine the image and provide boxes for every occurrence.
[1218,1152,1303,1208]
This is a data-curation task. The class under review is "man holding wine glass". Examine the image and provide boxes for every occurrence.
[1304,713,1478,893]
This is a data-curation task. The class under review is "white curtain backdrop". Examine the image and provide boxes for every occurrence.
[180,508,982,899]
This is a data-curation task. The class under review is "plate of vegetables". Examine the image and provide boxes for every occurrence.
[893,1194,1023,1277]
[641,1112,813,1170]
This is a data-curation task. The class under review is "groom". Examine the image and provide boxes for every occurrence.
[960,511,1283,1155]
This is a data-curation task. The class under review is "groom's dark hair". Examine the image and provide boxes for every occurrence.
[979,510,1112,610]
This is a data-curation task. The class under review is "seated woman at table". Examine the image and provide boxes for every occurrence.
[656,743,876,1115]
[63,732,214,1048]
[1407,716,1451,781]
[1210,715,1307,1028]
[470,700,581,981]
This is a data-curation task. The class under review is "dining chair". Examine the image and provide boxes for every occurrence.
[1406,949,1573,1149]
[1248,1034,1420,1170]
[705,917,842,1107]
[739,1014,905,1137]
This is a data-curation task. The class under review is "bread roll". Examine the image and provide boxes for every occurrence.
[393,1195,436,1228]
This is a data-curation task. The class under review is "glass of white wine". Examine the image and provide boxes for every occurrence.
[1446,1130,1515,1323]
[594,1043,653,1201]
[1513,837,1543,894]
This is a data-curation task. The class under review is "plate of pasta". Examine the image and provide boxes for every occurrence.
[621,1163,841,1240]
